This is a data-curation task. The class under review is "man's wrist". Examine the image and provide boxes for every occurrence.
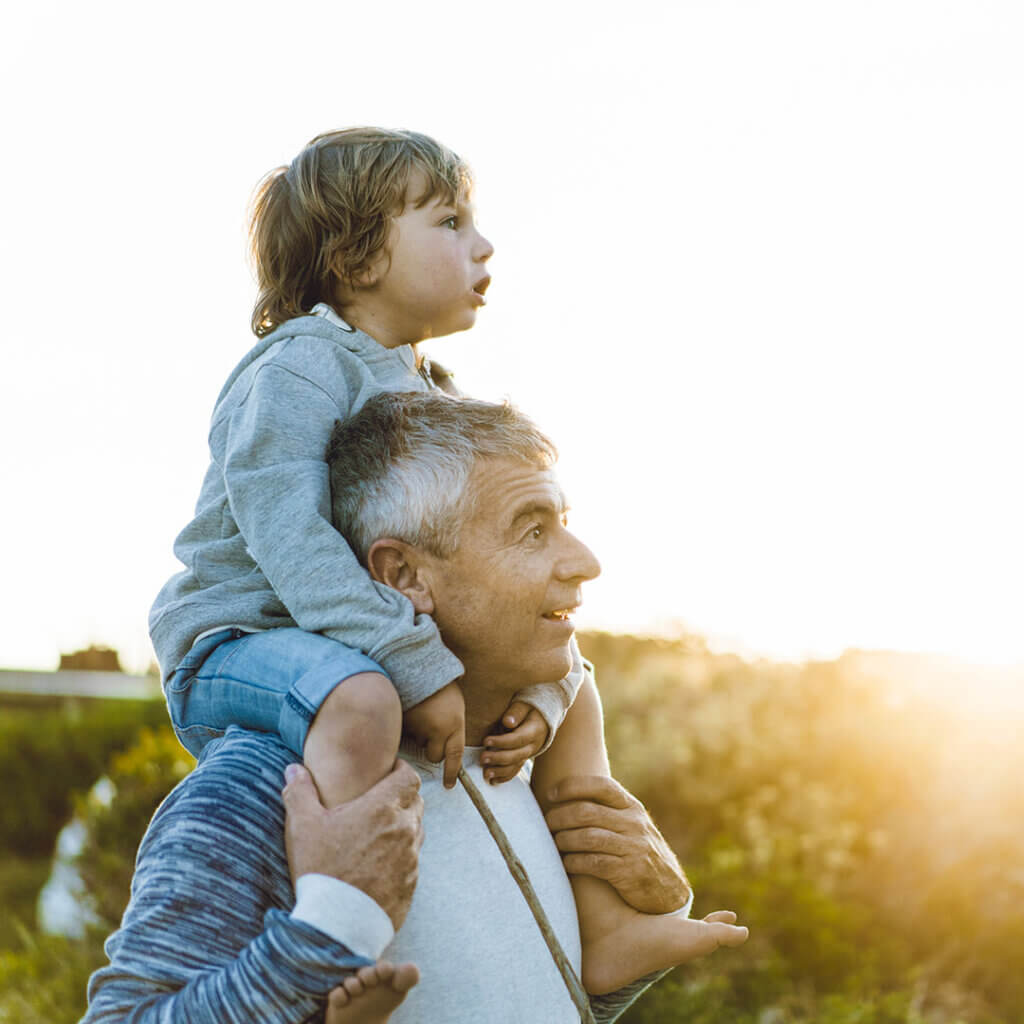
[291,873,394,959]
[657,884,694,919]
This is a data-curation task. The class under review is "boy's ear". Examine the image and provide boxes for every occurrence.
[336,253,381,291]
[366,538,435,615]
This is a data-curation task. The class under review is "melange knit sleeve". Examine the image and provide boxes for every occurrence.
[81,736,371,1024]
[219,360,463,709]
[511,638,590,752]
[589,969,671,1023]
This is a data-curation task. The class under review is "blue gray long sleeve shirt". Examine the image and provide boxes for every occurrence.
[82,728,659,1023]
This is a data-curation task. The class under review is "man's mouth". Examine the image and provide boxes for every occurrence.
[542,607,577,622]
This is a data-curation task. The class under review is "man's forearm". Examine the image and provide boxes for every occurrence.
[81,732,388,1024]
[84,908,368,1024]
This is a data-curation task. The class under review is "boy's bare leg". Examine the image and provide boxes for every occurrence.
[532,676,748,995]
[303,672,403,807]
[325,961,420,1023]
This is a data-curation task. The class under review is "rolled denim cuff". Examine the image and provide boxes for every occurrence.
[278,651,387,756]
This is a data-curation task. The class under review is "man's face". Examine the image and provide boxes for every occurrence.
[426,458,601,692]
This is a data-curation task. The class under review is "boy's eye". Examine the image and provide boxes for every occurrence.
[441,215,458,229]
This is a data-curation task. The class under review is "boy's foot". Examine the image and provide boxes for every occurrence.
[582,910,748,995]
[325,961,420,1023]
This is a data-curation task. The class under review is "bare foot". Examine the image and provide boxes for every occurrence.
[325,961,420,1023]
[582,910,748,995]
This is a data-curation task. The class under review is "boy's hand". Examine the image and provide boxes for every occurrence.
[403,682,466,789]
[482,701,549,784]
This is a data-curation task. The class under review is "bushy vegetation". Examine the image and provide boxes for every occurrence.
[0,723,192,1024]
[0,695,168,857]
[1,637,1021,1023]
[586,632,1024,1024]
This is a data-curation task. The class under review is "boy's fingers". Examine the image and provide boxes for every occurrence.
[502,700,531,729]
[443,735,464,789]
[481,745,531,767]
[484,762,522,784]
[484,730,529,750]
[425,736,446,764]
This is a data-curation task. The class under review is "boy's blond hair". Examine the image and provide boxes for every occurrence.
[249,127,472,337]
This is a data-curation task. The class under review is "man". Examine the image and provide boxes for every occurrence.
[83,393,742,1024]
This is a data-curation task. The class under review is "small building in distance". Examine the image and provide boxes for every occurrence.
[59,645,122,673]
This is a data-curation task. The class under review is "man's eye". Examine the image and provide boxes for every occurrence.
[528,525,544,540]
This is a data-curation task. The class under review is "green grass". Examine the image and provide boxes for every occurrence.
[0,856,51,951]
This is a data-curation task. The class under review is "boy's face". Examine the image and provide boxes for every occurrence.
[355,171,494,347]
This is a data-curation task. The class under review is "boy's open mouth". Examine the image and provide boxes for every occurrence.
[473,276,491,297]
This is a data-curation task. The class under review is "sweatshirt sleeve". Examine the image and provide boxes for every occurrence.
[82,739,378,1024]
[220,361,462,709]
[511,638,590,752]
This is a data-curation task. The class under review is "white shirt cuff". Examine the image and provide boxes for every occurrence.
[660,885,695,919]
[291,873,394,959]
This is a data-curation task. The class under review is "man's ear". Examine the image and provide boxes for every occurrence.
[366,538,435,615]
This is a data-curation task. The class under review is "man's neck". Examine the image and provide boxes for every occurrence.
[461,677,521,746]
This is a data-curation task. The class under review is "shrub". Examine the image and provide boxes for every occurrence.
[0,696,168,857]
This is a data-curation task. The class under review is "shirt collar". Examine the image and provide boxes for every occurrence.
[309,303,421,376]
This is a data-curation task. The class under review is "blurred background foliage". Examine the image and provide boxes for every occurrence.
[1,634,1021,1023]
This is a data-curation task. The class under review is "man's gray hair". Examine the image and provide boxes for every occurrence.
[326,391,558,562]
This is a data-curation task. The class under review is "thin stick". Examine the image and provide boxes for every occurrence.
[458,767,596,1024]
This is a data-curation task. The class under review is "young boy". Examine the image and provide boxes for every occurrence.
[150,128,745,1007]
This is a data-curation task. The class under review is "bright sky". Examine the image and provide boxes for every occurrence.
[2,1,1022,674]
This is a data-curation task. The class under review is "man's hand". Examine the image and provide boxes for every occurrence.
[402,681,466,789]
[482,701,549,784]
[283,760,423,930]
[544,775,691,915]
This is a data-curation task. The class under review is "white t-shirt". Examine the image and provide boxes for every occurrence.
[384,744,582,1023]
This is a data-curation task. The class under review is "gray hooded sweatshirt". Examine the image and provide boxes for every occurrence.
[149,312,576,726]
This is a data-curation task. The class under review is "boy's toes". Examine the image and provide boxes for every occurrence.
[328,987,353,1010]
[713,923,749,947]
[342,972,367,998]
[373,961,395,986]
[703,910,737,924]
[392,963,420,994]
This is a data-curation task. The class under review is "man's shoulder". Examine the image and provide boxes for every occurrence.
[152,728,292,836]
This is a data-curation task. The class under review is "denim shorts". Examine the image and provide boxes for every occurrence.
[165,627,387,758]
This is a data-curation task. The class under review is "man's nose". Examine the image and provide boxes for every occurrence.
[557,532,602,583]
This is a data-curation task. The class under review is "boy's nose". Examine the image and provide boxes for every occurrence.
[475,231,494,262]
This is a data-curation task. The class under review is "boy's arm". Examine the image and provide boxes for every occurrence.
[221,361,462,709]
